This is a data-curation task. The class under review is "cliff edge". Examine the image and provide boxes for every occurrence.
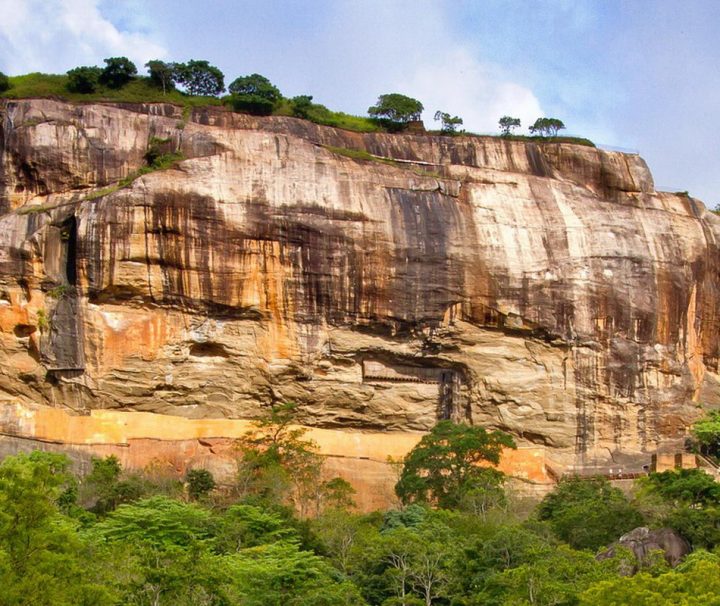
[0,98,718,490]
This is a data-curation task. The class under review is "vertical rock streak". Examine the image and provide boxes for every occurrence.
[0,99,718,471]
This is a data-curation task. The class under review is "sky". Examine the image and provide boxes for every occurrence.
[0,0,717,204]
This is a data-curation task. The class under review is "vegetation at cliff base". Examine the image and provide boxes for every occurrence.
[395,420,515,509]
[0,412,718,604]
[692,409,720,462]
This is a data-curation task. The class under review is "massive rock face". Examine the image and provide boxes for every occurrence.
[0,98,718,479]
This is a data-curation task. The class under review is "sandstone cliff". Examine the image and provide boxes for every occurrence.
[0,98,718,480]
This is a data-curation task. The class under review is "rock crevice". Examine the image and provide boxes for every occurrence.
[0,99,718,472]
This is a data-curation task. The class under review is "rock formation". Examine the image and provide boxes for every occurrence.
[0,98,718,494]
[598,526,691,570]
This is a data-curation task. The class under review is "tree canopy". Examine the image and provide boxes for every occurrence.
[498,115,521,136]
[434,111,463,134]
[529,117,566,137]
[235,402,356,516]
[99,57,137,89]
[66,66,102,93]
[692,410,720,460]
[0,445,714,605]
[537,475,644,550]
[0,72,9,93]
[145,60,176,94]
[368,93,424,123]
[173,60,225,96]
[228,73,282,115]
[395,420,515,509]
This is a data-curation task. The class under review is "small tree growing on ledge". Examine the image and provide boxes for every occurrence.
[185,468,216,501]
[395,420,516,509]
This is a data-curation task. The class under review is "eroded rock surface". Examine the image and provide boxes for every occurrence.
[598,526,691,569]
[0,99,718,473]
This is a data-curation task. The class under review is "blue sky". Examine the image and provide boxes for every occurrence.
[0,0,717,204]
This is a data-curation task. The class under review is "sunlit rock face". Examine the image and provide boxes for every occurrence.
[0,98,718,472]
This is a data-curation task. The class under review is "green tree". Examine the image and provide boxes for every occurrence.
[99,56,137,89]
[229,73,282,115]
[145,60,176,94]
[89,496,225,604]
[0,72,9,93]
[185,468,216,501]
[637,468,720,549]
[641,468,720,507]
[498,115,521,136]
[235,402,348,516]
[314,509,370,575]
[80,455,146,514]
[537,476,644,551]
[174,60,225,96]
[692,409,720,460]
[449,522,556,600]
[485,544,614,606]
[529,117,566,137]
[223,541,366,605]
[395,420,516,509]
[290,94,315,119]
[90,496,214,548]
[0,452,113,606]
[213,504,298,553]
[66,66,102,93]
[433,111,463,134]
[580,555,720,606]
[368,93,424,124]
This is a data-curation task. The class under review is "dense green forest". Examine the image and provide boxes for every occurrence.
[1,405,720,605]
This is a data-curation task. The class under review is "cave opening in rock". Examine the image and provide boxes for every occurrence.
[62,215,78,286]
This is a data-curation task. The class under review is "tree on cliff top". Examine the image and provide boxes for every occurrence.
[498,115,521,136]
[434,110,463,134]
[99,57,137,89]
[66,66,102,93]
[395,420,516,509]
[368,93,424,124]
[229,73,282,115]
[145,60,176,94]
[529,117,566,137]
[0,72,9,93]
[173,60,225,96]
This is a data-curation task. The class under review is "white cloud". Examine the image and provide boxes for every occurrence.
[397,49,543,134]
[263,1,544,136]
[0,0,166,74]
